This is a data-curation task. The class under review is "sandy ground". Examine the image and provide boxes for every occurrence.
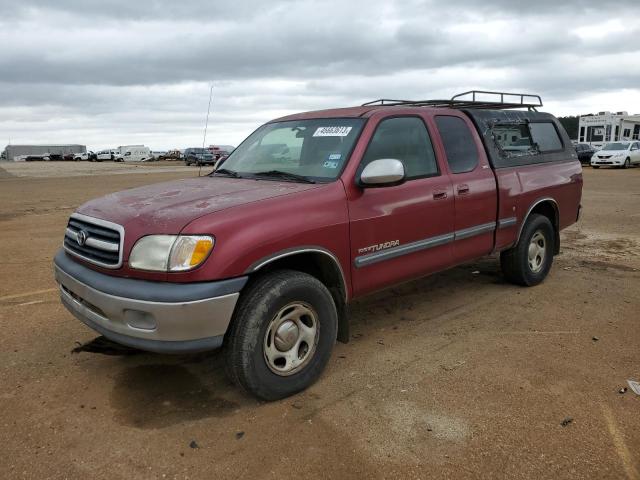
[0,160,205,178]
[0,163,638,480]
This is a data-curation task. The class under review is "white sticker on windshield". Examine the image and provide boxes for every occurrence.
[323,161,339,169]
[313,126,353,137]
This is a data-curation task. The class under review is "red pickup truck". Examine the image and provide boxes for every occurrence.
[54,91,582,400]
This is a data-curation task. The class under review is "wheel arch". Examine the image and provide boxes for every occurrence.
[245,247,350,342]
[517,198,560,255]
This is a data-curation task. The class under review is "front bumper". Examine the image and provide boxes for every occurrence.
[54,250,248,354]
[592,157,624,166]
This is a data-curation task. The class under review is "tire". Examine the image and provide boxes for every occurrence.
[592,165,599,169]
[500,213,555,287]
[623,158,630,169]
[224,270,338,400]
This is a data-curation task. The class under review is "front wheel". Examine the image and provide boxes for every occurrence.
[592,165,599,169]
[224,270,337,400]
[500,214,555,286]
[623,158,630,169]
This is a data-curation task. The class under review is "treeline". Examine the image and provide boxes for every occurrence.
[558,116,579,140]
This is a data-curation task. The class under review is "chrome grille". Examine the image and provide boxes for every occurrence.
[63,213,124,268]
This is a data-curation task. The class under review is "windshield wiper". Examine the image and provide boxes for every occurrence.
[252,170,316,184]
[212,168,241,178]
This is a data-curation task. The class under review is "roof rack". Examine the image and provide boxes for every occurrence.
[362,90,543,111]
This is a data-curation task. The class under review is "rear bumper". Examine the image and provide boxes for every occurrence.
[54,250,248,354]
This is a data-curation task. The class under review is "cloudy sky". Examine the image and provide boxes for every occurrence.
[1,0,639,151]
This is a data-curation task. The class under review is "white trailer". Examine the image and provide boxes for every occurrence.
[578,111,640,149]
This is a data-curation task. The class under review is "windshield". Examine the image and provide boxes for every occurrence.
[602,142,629,151]
[220,118,365,181]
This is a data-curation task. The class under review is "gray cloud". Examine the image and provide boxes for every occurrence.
[1,0,639,149]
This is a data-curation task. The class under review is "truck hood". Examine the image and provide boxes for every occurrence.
[77,176,320,233]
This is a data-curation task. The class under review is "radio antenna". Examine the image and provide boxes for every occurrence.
[199,83,214,177]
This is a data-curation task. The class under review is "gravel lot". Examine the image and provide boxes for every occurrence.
[0,160,203,178]
[0,163,638,479]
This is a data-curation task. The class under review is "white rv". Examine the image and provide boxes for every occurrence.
[578,111,640,149]
[115,145,151,162]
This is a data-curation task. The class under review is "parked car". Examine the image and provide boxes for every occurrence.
[94,150,115,162]
[158,150,182,161]
[574,143,596,164]
[25,155,49,161]
[591,141,640,169]
[73,151,95,161]
[53,91,582,400]
[184,148,215,166]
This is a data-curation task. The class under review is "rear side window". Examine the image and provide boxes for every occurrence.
[529,122,563,151]
[435,116,479,173]
[361,117,438,179]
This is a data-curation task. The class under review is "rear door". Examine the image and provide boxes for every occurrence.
[347,114,455,296]
[433,114,497,264]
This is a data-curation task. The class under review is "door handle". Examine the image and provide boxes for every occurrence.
[433,190,448,200]
[457,184,470,195]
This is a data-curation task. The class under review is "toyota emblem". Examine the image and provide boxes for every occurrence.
[76,230,87,246]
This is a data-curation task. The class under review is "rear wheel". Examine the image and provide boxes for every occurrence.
[501,213,555,286]
[224,270,337,400]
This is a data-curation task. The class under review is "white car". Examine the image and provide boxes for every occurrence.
[94,150,116,161]
[591,141,640,169]
[73,151,93,161]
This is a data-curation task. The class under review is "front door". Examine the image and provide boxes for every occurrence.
[347,114,455,297]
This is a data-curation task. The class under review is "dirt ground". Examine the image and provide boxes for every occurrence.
[0,162,638,480]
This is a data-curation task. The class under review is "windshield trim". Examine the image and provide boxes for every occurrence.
[220,117,368,184]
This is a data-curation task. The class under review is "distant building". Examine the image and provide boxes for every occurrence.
[578,112,640,148]
[2,144,86,161]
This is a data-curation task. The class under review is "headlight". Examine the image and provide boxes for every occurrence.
[129,235,214,272]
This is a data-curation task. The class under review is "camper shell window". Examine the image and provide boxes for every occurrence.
[463,109,573,169]
[492,121,562,156]
[529,122,563,152]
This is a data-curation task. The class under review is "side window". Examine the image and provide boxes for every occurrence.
[435,116,479,173]
[529,122,563,151]
[361,117,438,179]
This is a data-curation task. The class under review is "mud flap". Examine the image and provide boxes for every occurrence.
[336,301,350,344]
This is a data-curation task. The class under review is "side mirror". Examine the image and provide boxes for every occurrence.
[360,158,406,187]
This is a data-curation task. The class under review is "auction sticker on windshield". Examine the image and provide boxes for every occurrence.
[313,126,353,137]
